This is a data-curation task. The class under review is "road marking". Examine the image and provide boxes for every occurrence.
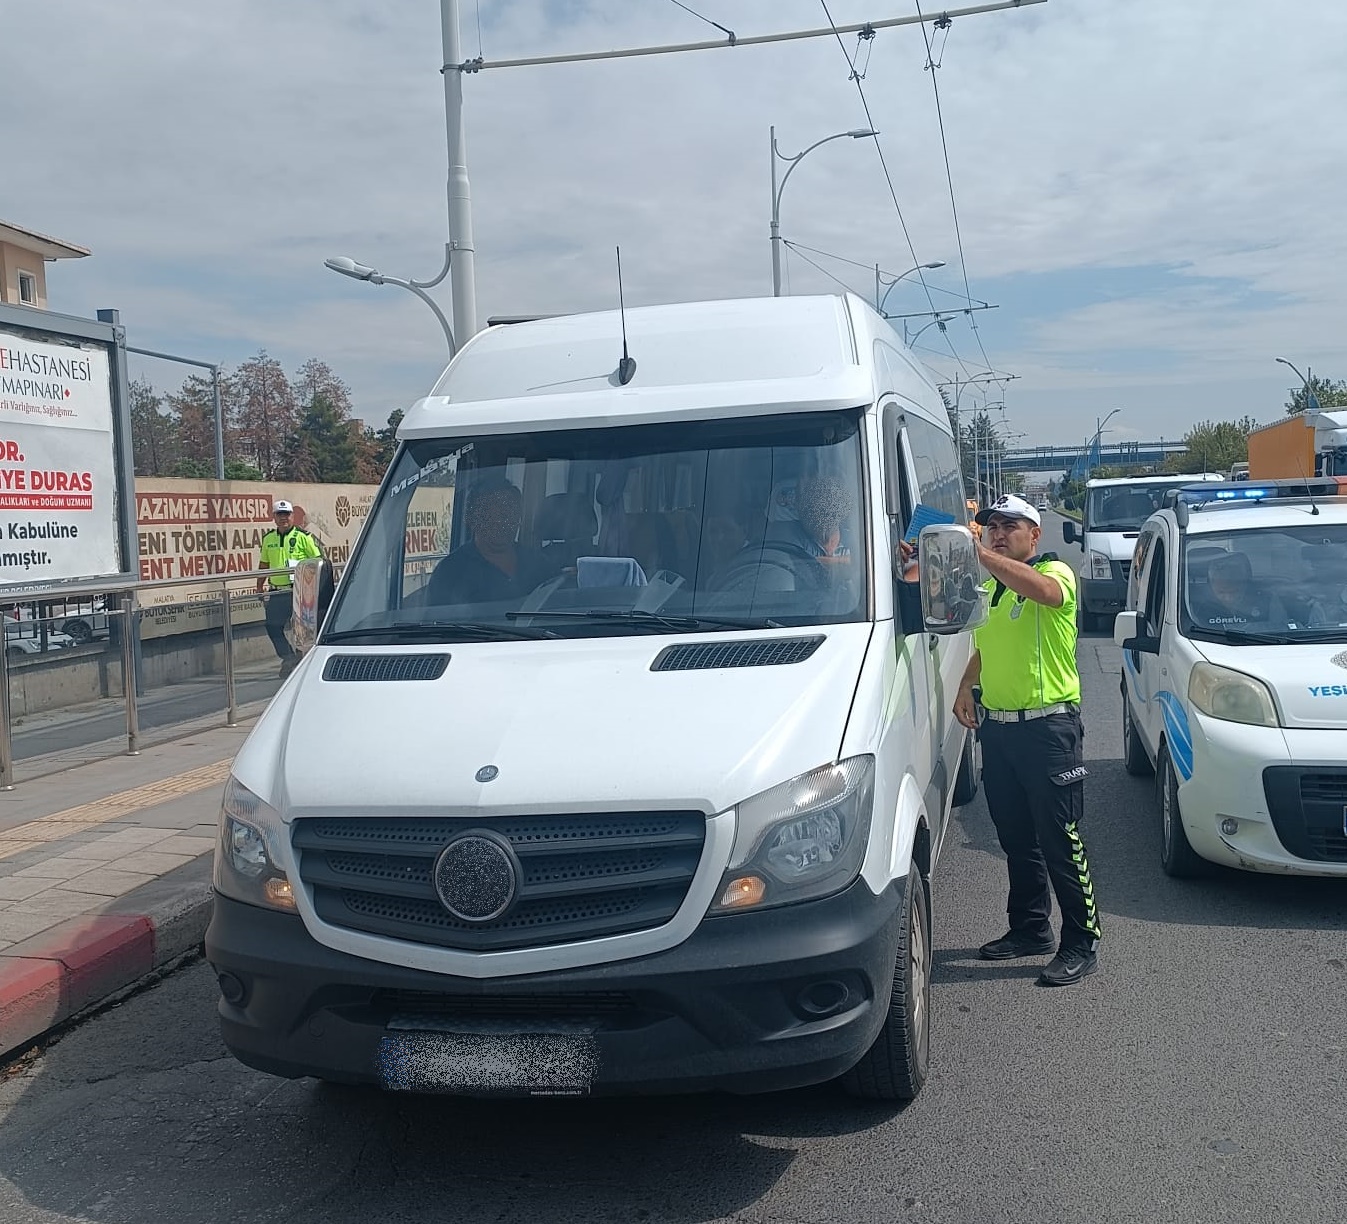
[0,760,232,862]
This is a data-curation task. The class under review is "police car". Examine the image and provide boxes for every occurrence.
[1114,478,1347,877]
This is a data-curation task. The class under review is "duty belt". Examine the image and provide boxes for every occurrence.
[982,702,1078,723]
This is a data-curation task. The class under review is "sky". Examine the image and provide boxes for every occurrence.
[4,0,1346,456]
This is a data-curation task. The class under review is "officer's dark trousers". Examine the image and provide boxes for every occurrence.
[264,589,295,660]
[979,711,1101,952]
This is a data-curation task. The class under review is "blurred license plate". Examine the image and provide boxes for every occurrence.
[378,1021,598,1096]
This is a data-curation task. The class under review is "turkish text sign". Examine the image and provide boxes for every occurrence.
[0,328,119,585]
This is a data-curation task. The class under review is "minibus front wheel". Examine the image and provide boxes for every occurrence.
[839,865,930,1102]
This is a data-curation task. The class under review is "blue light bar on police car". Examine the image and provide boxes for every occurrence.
[1170,477,1340,505]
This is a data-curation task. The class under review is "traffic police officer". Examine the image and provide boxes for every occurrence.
[256,499,322,677]
[953,494,1101,986]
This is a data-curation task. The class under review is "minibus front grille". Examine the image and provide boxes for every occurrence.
[1262,767,1347,862]
[293,812,706,951]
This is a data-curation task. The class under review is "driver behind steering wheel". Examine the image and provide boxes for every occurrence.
[767,475,853,562]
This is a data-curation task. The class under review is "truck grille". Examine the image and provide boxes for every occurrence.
[1262,768,1347,862]
[293,812,707,951]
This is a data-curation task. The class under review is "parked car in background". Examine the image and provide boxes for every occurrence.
[6,598,109,646]
[5,625,77,657]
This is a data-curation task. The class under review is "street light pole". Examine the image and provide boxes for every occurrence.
[440,0,478,342]
[1275,356,1319,411]
[324,254,458,359]
[1091,408,1121,474]
[770,125,876,295]
[876,260,945,316]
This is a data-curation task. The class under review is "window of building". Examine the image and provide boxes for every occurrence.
[18,271,37,306]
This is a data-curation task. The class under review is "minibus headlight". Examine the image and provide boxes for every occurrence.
[711,756,874,913]
[1188,662,1279,728]
[1088,550,1111,580]
[214,777,297,912]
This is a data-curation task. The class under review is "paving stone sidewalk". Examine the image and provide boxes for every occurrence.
[0,715,260,1057]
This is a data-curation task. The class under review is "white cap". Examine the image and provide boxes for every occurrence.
[974,493,1041,527]
[273,500,293,513]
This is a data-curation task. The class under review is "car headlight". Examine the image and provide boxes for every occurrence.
[1088,550,1111,580]
[711,756,875,914]
[214,777,297,911]
[1188,661,1279,728]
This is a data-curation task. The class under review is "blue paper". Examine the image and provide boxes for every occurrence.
[904,503,956,542]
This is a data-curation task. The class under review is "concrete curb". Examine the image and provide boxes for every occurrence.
[0,856,214,1059]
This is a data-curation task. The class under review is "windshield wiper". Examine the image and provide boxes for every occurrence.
[1194,627,1297,646]
[505,609,784,631]
[324,621,556,643]
[1275,627,1347,643]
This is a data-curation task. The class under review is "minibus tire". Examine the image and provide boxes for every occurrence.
[1158,746,1206,877]
[841,866,930,1102]
[951,733,980,807]
[1122,687,1153,777]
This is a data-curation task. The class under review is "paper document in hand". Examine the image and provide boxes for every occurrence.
[904,503,956,543]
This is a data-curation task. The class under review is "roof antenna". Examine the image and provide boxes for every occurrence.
[1294,453,1321,515]
[615,246,636,386]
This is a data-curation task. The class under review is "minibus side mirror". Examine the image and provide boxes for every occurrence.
[918,525,988,635]
[1113,610,1159,654]
[1062,520,1077,545]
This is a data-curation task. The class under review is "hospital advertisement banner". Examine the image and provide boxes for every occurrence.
[0,329,120,587]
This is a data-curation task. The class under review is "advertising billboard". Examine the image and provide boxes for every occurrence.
[0,327,121,587]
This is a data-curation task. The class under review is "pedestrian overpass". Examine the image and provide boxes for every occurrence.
[998,440,1187,475]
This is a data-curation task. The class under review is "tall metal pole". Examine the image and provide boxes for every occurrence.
[441,0,478,343]
[0,643,14,790]
[770,125,782,296]
[211,365,225,479]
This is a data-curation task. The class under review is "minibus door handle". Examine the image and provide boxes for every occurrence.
[928,634,939,653]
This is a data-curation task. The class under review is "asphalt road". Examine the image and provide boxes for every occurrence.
[3,524,1345,1223]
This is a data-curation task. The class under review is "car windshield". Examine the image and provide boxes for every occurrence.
[1182,524,1347,643]
[1085,483,1180,532]
[324,410,869,643]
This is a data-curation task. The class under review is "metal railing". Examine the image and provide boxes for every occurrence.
[0,565,330,790]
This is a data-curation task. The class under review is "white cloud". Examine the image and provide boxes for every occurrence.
[4,0,1346,446]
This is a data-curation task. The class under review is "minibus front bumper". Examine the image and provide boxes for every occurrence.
[205,876,905,1096]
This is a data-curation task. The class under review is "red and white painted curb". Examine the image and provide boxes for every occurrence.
[0,872,213,1058]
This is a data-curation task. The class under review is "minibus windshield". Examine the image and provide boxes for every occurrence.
[1085,483,1177,533]
[325,410,869,643]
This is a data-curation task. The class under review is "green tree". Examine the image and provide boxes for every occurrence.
[1285,375,1347,415]
[224,459,264,481]
[232,351,297,479]
[163,373,221,475]
[128,377,177,476]
[1164,417,1259,475]
[282,394,360,483]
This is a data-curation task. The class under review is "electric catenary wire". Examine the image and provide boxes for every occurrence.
[667,0,736,42]
[785,239,992,305]
[782,242,870,298]
[817,0,978,382]
[913,0,998,377]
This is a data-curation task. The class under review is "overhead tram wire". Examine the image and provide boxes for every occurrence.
[817,0,980,384]
[666,0,736,42]
[784,239,991,305]
[913,0,998,376]
[781,242,872,298]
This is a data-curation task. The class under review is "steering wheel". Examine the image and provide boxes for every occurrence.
[710,540,825,593]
